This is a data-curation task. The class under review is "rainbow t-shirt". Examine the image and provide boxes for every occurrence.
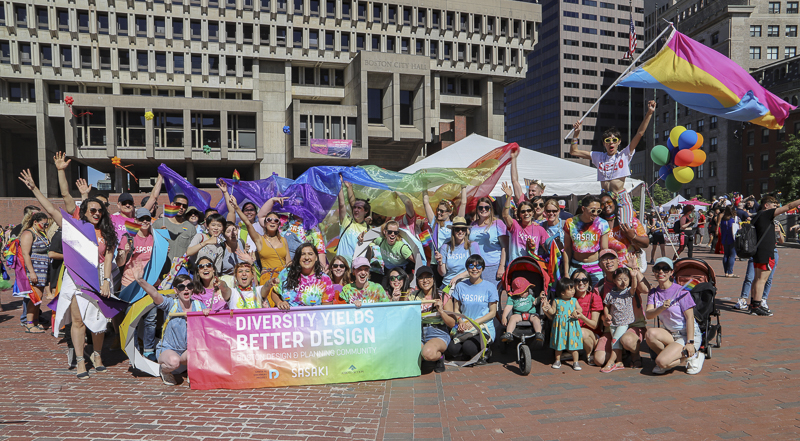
[274,268,335,306]
[508,219,550,261]
[563,216,610,254]
[608,216,646,267]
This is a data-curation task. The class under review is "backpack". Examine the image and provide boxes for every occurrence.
[734,217,768,259]
[672,219,682,234]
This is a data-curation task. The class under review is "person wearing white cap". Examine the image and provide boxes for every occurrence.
[644,257,705,375]
[340,257,390,306]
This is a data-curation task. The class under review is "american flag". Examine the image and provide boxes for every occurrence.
[623,9,636,59]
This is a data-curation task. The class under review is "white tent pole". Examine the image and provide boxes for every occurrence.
[564,24,674,140]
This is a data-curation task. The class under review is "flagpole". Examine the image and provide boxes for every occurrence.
[627,0,633,147]
[564,23,674,140]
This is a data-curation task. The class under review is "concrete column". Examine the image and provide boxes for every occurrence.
[186,161,195,186]
[114,167,125,192]
[35,78,58,197]
[220,110,228,158]
[392,72,400,142]
[105,106,115,157]
[183,109,192,159]
[145,107,155,157]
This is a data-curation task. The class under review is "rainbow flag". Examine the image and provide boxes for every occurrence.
[418,230,432,248]
[232,169,240,184]
[164,204,180,218]
[618,29,796,129]
[682,278,700,291]
[125,220,141,236]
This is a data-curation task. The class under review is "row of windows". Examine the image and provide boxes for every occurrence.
[563,25,645,40]
[0,2,535,40]
[563,0,644,13]
[749,46,798,60]
[73,110,257,150]
[3,81,253,104]
[749,25,798,37]
[298,115,359,146]
[0,42,255,76]
[562,11,643,27]
[562,52,637,66]
[767,2,800,14]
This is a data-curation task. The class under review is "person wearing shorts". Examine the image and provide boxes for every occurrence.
[406,266,455,373]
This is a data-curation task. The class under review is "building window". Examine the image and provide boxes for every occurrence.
[60,46,73,68]
[98,13,109,35]
[36,7,47,30]
[341,33,350,51]
[191,113,221,149]
[709,137,717,152]
[342,2,351,19]
[367,88,382,124]
[750,25,761,37]
[356,33,365,50]
[750,46,761,59]
[429,41,437,59]
[154,112,184,148]
[135,15,147,37]
[155,52,167,73]
[309,30,318,49]
[697,119,704,133]
[767,46,779,59]
[746,155,754,172]
[173,54,184,73]
[748,131,755,146]
[15,4,27,28]
[190,20,202,41]
[373,4,381,23]
[227,114,256,149]
[358,2,367,22]
[136,50,148,72]
[80,47,91,69]
[173,19,184,39]
[208,21,220,42]
[76,110,106,147]
[768,2,780,13]
[293,29,303,48]
[294,0,303,14]
[768,25,780,37]
[191,54,202,74]
[711,32,719,45]
[277,27,287,46]
[116,111,146,148]
[117,14,128,36]
[371,35,380,51]
[786,47,797,58]
[40,44,52,66]
[789,1,799,13]
[399,90,413,125]
[99,48,110,69]
[697,164,703,178]
[710,116,717,129]
[18,43,31,66]
[155,19,166,38]
[708,161,716,177]
[226,22,237,43]
[119,50,130,70]
[762,128,770,143]
[299,115,308,145]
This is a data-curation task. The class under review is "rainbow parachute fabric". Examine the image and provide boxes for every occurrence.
[618,29,796,129]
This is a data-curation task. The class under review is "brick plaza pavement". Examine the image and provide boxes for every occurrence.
[1,246,799,441]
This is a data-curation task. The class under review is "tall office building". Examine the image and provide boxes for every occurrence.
[632,0,799,200]
[0,0,540,197]
[505,0,645,165]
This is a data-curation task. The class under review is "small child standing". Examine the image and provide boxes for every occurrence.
[500,278,546,346]
[543,278,583,370]
[601,267,638,373]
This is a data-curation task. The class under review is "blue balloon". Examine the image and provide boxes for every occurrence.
[658,165,674,181]
[678,130,698,150]
[283,125,291,134]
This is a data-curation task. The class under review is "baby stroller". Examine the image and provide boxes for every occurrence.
[500,256,551,375]
[673,258,722,359]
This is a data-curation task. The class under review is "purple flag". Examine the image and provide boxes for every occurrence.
[158,164,212,212]
[61,210,127,318]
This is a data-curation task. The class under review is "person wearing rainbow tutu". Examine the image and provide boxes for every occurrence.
[570,100,656,227]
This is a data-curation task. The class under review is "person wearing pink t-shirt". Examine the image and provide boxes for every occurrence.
[501,182,549,262]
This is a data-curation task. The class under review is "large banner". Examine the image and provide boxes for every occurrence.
[310,138,352,158]
[187,302,422,390]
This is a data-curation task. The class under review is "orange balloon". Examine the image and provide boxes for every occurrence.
[674,149,695,167]
[688,149,707,167]
[690,133,704,150]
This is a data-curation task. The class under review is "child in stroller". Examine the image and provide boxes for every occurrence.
[500,279,546,345]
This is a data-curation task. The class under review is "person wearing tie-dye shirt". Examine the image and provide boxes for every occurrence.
[501,182,550,262]
[599,193,649,270]
[271,243,335,309]
[340,257,390,307]
[563,195,610,286]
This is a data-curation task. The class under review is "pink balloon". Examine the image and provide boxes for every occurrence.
[674,149,695,167]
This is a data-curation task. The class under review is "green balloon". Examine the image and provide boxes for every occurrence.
[650,145,670,166]
[665,174,683,193]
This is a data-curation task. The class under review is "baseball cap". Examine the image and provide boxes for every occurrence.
[415,266,434,279]
[135,207,152,219]
[351,256,370,269]
[118,193,134,204]
[598,249,618,260]
[558,199,566,208]
[654,257,674,269]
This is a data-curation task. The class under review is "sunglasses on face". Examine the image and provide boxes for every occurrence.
[602,200,615,207]
[331,263,346,269]
[198,262,214,269]
[137,217,152,223]
[120,201,134,207]
[436,209,449,214]
[386,230,399,236]
[88,208,104,215]
[389,275,404,282]
[174,202,188,208]
[174,283,191,292]
[467,263,483,270]
[453,228,467,233]
[653,266,671,273]
[604,137,620,144]
[545,209,559,214]
[477,205,491,212]
[265,218,280,224]
[518,209,533,214]
[532,203,545,208]
[588,209,602,214]
[574,278,590,284]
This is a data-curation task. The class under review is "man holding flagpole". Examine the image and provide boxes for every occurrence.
[569,100,656,227]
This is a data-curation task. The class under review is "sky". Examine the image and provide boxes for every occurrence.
[87,167,105,187]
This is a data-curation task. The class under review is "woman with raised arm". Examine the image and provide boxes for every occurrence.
[562,195,610,286]
[500,182,549,262]
[469,197,508,283]
[270,242,335,309]
[258,195,327,267]
[19,211,50,333]
[19,169,117,379]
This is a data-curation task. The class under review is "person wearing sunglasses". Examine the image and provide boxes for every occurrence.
[424,187,468,270]
[570,100,656,227]
[435,217,474,290]
[336,176,372,264]
[383,267,411,301]
[270,243,335,309]
[501,182,549,263]
[407,266,456,373]
[509,147,544,205]
[645,257,705,375]
[540,198,565,247]
[562,195,610,286]
[327,256,353,302]
[447,255,498,365]
[369,220,415,286]
[228,263,269,310]
[258,196,328,269]
[152,192,197,265]
[19,169,118,379]
[340,257,390,307]
[135,272,202,386]
[469,197,508,283]
[191,256,232,313]
[599,193,649,271]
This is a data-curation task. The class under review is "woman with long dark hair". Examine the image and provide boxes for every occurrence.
[469,196,508,283]
[19,211,50,333]
[383,267,411,301]
[191,255,232,313]
[19,169,117,379]
[270,242,335,309]
[719,207,739,278]
[407,266,455,373]
[563,195,610,286]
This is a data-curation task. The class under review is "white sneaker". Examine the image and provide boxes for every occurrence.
[587,354,596,366]
[734,298,748,310]
[686,352,706,375]
[761,300,771,313]
[161,369,177,386]
[652,365,667,375]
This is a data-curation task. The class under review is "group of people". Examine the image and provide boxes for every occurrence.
[7,100,797,386]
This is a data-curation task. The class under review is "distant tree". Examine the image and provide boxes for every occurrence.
[633,182,673,212]
[771,135,800,202]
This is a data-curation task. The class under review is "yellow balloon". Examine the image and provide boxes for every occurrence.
[670,126,686,147]
[673,166,694,184]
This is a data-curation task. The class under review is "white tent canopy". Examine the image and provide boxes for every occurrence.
[401,133,644,196]
[659,195,708,212]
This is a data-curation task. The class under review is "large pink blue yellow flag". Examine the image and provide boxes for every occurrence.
[618,28,796,129]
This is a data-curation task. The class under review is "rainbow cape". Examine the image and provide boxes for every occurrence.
[164,204,180,218]
[618,28,796,129]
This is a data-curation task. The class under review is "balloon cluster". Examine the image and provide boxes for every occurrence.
[202,144,212,154]
[650,126,707,192]
[144,111,154,121]
[283,126,291,134]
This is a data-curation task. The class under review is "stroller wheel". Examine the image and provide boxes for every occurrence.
[706,344,712,359]
[716,328,722,348]
[519,345,532,376]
